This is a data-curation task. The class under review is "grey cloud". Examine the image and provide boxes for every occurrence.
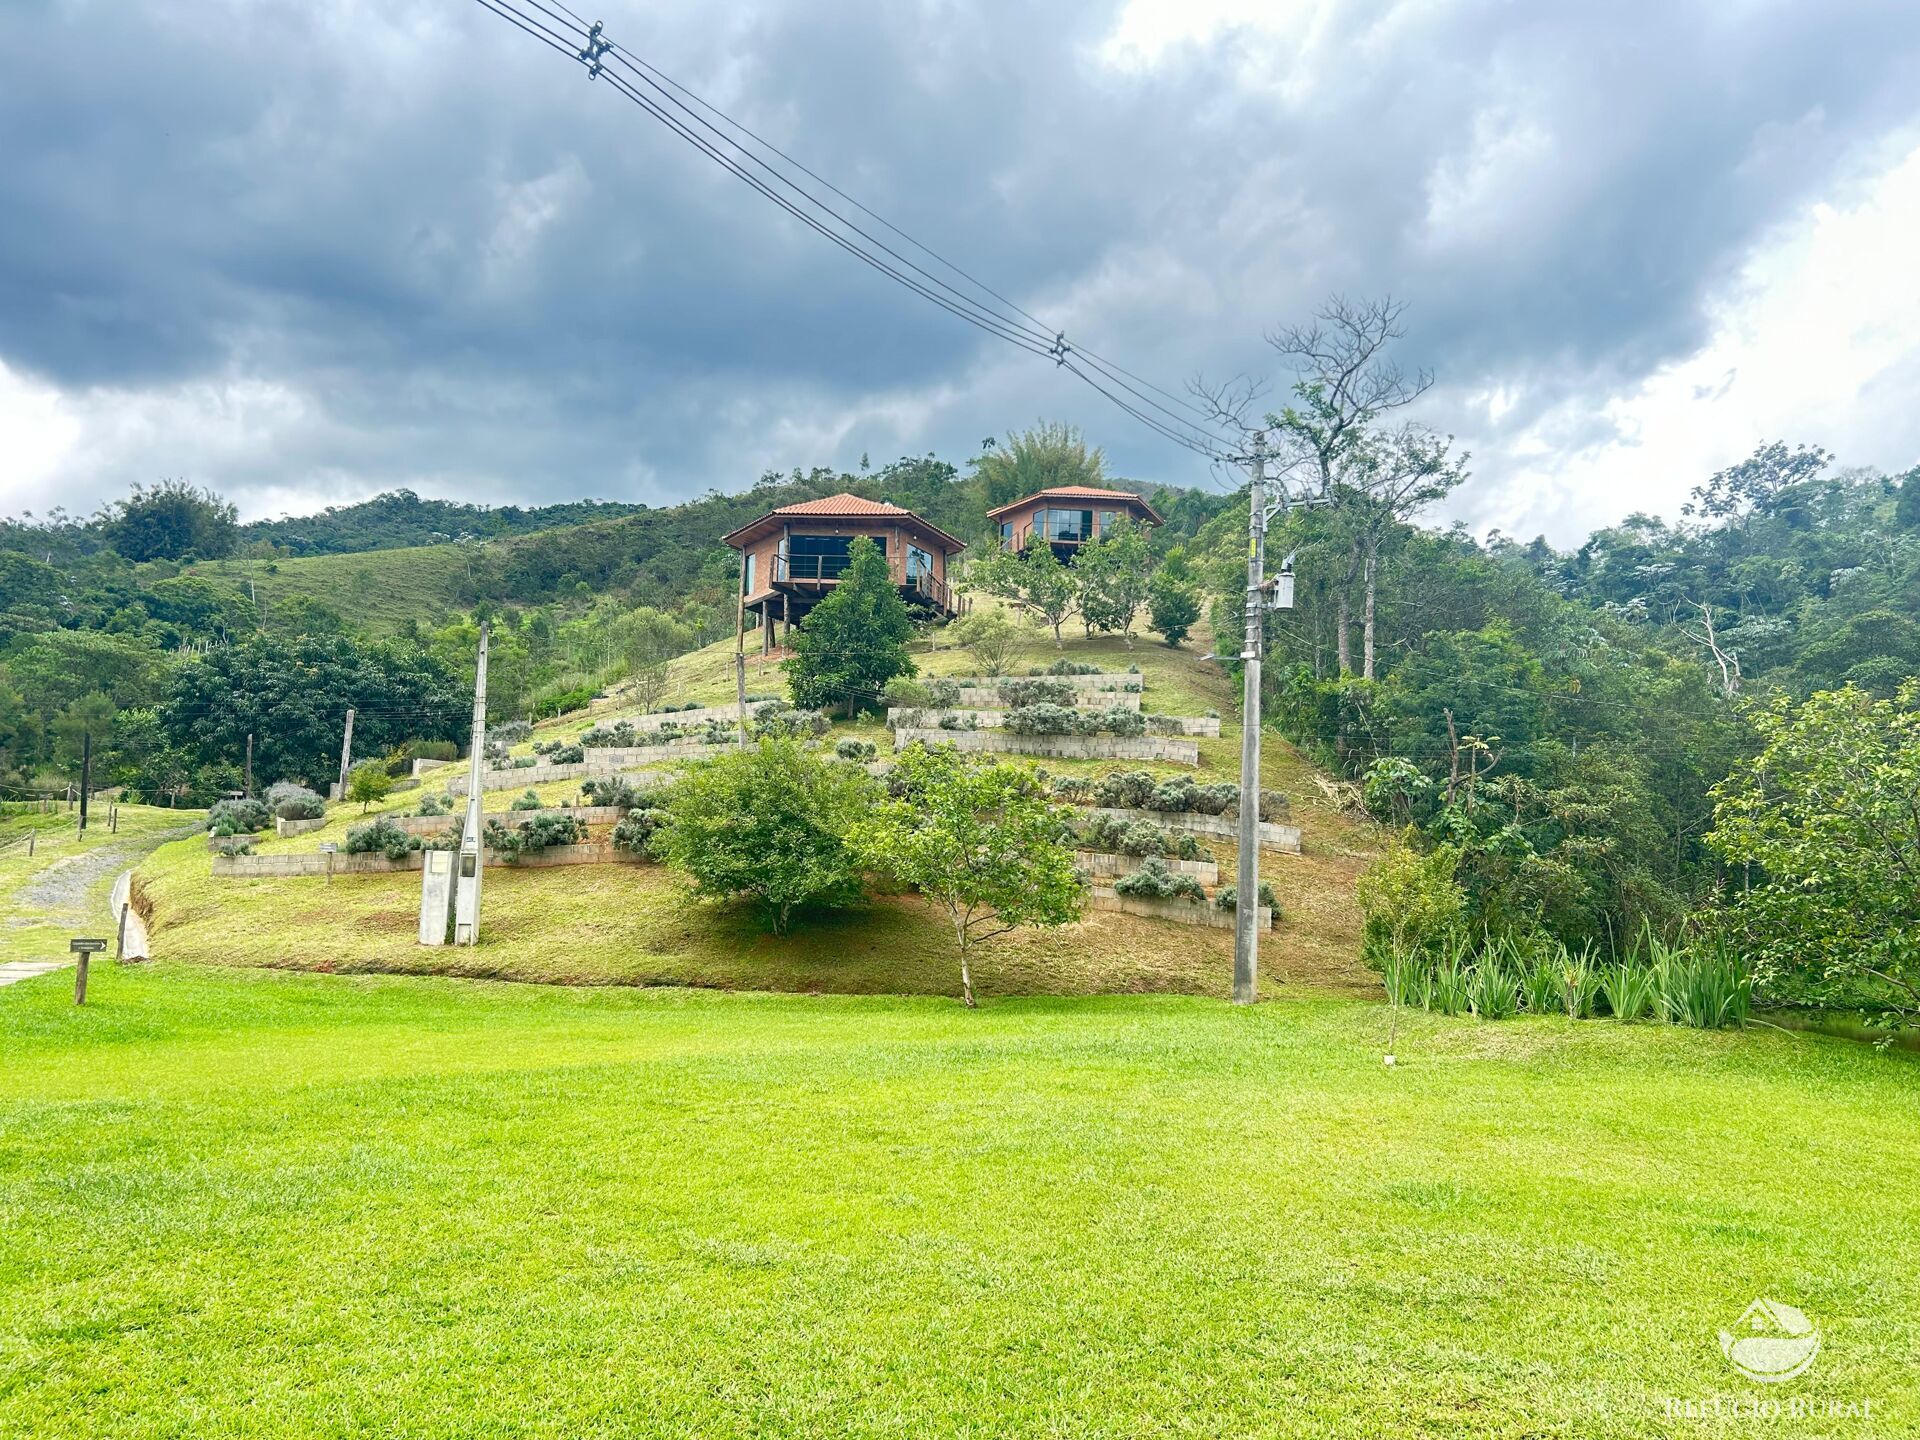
[2,0,1918,536]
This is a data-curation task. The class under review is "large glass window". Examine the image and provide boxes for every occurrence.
[742,553,755,594]
[1000,521,1014,545]
[784,534,854,581]
[906,544,935,582]
[1041,508,1095,543]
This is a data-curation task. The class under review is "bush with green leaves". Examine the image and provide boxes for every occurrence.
[835,739,878,762]
[487,721,532,748]
[1081,814,1203,860]
[654,738,874,934]
[1213,881,1278,913]
[580,776,643,809]
[1112,856,1206,904]
[483,813,585,860]
[266,782,326,821]
[546,743,585,765]
[750,702,831,740]
[1041,659,1102,676]
[581,720,638,749]
[207,796,270,836]
[997,677,1075,708]
[346,759,393,812]
[936,712,978,731]
[611,803,668,858]
[1051,776,1092,804]
[510,789,544,812]
[416,791,450,817]
[1093,770,1155,809]
[214,839,254,858]
[345,816,421,862]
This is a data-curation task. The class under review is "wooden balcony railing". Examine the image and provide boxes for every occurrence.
[773,552,954,611]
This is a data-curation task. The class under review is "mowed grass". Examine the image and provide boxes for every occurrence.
[192,544,474,636]
[1,967,1915,1438]
[0,806,193,962]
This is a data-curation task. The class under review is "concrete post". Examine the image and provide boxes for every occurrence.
[419,848,456,945]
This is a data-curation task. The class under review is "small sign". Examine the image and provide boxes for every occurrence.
[318,842,339,854]
[69,938,107,954]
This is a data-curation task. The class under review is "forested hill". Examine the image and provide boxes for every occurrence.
[236,491,648,556]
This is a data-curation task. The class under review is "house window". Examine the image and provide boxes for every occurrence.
[1099,510,1117,536]
[786,533,854,582]
[742,553,755,594]
[1000,521,1014,545]
[906,544,935,583]
[1041,508,1095,543]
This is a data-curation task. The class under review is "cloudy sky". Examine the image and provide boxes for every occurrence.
[3,0,1918,545]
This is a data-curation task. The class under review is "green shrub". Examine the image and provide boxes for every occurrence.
[835,739,878,762]
[416,791,450,817]
[510,790,543,812]
[1213,881,1278,913]
[214,839,254,858]
[1051,776,1093,804]
[1650,935,1752,1029]
[483,813,584,860]
[266,782,325,821]
[611,804,667,857]
[486,721,532,747]
[1600,962,1657,1020]
[1043,659,1102,676]
[997,677,1076,708]
[581,721,638,748]
[532,685,594,719]
[546,743,585,765]
[345,816,421,861]
[1113,856,1205,903]
[1094,770,1156,809]
[580,776,642,808]
[208,796,270,834]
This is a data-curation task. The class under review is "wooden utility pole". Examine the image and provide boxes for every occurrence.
[335,708,356,800]
[735,652,749,748]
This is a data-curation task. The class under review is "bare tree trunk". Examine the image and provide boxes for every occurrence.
[1362,541,1378,680]
[1335,593,1351,676]
[960,949,975,1008]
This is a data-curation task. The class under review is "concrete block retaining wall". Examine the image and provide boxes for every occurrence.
[946,674,1143,693]
[207,831,264,849]
[892,729,1199,766]
[213,841,646,878]
[1087,886,1271,930]
[1145,714,1222,738]
[948,688,1144,712]
[274,816,328,838]
[447,756,707,797]
[1085,805,1302,854]
[388,805,629,836]
[1075,850,1219,883]
[602,700,773,732]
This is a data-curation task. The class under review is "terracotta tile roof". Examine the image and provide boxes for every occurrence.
[986,486,1164,523]
[768,493,910,517]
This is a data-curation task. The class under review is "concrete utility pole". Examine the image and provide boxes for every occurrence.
[78,732,92,834]
[335,708,356,801]
[1232,431,1294,1006]
[452,623,490,946]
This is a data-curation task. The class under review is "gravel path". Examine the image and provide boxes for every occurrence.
[10,826,196,932]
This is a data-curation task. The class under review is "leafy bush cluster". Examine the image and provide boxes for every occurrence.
[1084,771,1242,815]
[610,802,669,857]
[345,815,422,861]
[532,685,595,720]
[580,775,644,808]
[835,739,878,762]
[487,721,532,747]
[996,677,1076,708]
[1213,882,1278,914]
[1113,856,1206,904]
[1003,704,1146,738]
[528,741,585,765]
[416,791,451,817]
[510,789,544,812]
[749,702,831,740]
[882,676,960,709]
[1036,659,1103,676]
[208,796,270,836]
[483,813,585,860]
[580,720,640,748]
[1079,814,1204,860]
[266,782,325,821]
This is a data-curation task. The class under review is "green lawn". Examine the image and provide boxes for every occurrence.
[1,966,1913,1437]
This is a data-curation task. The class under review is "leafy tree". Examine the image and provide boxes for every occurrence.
[655,738,872,934]
[949,608,1027,678]
[1147,569,1201,647]
[1896,465,1920,529]
[967,538,1077,646]
[848,745,1084,1007]
[971,422,1106,512]
[164,633,462,787]
[1075,520,1153,644]
[7,629,167,716]
[1708,682,1920,1020]
[784,537,915,715]
[100,480,238,561]
[347,758,394,812]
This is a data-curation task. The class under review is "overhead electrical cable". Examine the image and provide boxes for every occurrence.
[466,0,1245,463]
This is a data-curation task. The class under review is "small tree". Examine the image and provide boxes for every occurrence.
[1075,520,1153,644]
[1147,570,1201,647]
[655,738,872,934]
[347,758,393,813]
[784,537,915,716]
[1708,681,1920,1019]
[849,745,1084,1006]
[968,539,1077,647]
[950,608,1028,678]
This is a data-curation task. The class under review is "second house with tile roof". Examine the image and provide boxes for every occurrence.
[721,493,968,651]
[985,486,1163,563]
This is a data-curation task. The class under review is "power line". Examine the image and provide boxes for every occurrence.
[466,0,1247,462]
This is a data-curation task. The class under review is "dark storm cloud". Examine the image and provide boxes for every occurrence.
[2,0,1918,529]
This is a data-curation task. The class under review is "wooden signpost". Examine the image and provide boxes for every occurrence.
[70,938,106,1005]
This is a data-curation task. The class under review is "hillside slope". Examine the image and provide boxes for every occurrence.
[134,620,1385,999]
